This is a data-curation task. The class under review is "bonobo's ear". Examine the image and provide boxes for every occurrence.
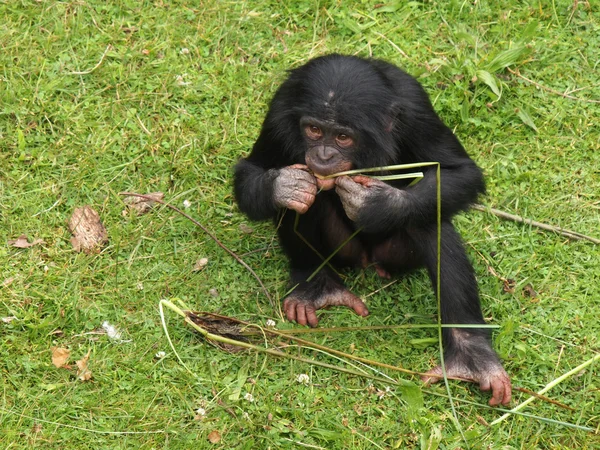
[385,101,403,133]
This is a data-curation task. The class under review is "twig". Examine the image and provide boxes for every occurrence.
[491,352,600,426]
[136,115,151,135]
[472,204,600,244]
[119,192,274,308]
[513,387,574,411]
[508,67,600,104]
[68,45,112,75]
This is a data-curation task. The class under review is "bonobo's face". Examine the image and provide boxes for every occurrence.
[301,116,354,177]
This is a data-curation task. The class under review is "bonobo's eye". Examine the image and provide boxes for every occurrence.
[305,125,322,140]
[336,134,354,148]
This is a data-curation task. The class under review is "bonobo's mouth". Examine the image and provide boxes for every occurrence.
[305,155,352,178]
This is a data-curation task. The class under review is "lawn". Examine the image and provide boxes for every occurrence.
[1,0,599,448]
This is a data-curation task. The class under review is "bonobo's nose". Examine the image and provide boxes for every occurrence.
[316,145,337,162]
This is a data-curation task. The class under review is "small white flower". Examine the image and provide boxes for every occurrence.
[183,199,192,209]
[136,282,144,290]
[102,321,122,340]
[180,47,190,55]
[195,407,206,417]
[244,392,254,402]
[175,74,191,86]
[265,319,276,327]
[296,373,310,385]
[155,351,166,359]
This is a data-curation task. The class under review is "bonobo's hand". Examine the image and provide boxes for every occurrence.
[272,164,317,214]
[335,175,398,222]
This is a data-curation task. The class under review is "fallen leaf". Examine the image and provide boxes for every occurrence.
[522,283,539,299]
[502,278,516,294]
[76,350,92,381]
[68,206,108,254]
[193,257,209,272]
[2,316,16,324]
[8,234,44,249]
[207,430,221,444]
[51,347,70,368]
[122,192,164,215]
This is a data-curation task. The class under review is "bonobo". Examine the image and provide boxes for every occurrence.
[233,55,511,406]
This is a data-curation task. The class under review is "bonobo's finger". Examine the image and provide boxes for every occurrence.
[295,179,318,195]
[343,293,369,317]
[305,304,319,327]
[287,163,310,171]
[350,175,382,187]
[295,303,308,326]
[287,199,314,214]
[335,178,365,204]
[420,366,442,386]
[485,373,512,406]
[291,170,317,185]
[283,299,297,322]
[334,175,360,193]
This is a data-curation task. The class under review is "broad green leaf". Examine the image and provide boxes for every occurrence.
[517,108,538,132]
[476,69,502,98]
[486,46,532,73]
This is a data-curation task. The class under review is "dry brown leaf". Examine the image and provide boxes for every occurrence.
[68,206,108,254]
[522,283,539,299]
[8,234,44,249]
[502,278,516,294]
[122,192,164,215]
[207,430,221,444]
[76,350,92,381]
[51,347,70,368]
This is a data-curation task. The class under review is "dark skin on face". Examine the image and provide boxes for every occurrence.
[234,55,512,406]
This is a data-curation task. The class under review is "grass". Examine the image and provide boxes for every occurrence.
[1,0,599,448]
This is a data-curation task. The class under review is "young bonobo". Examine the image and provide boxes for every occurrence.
[234,55,511,406]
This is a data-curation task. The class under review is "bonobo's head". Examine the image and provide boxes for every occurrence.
[301,115,355,177]
[269,54,407,178]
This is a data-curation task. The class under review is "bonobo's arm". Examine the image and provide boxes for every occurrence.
[335,158,483,233]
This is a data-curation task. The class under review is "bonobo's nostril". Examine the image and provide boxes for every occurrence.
[317,145,336,161]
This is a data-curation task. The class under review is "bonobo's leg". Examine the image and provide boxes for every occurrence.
[278,196,369,327]
[411,222,512,406]
[283,268,369,327]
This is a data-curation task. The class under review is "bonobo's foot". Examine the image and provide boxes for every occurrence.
[421,330,512,406]
[360,252,392,279]
[283,289,369,327]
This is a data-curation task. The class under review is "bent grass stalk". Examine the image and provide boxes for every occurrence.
[159,300,596,433]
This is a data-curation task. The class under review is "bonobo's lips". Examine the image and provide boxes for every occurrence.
[305,155,352,178]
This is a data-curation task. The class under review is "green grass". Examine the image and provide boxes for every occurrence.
[1,0,599,448]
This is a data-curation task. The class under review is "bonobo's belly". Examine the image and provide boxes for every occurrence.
[321,211,422,273]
